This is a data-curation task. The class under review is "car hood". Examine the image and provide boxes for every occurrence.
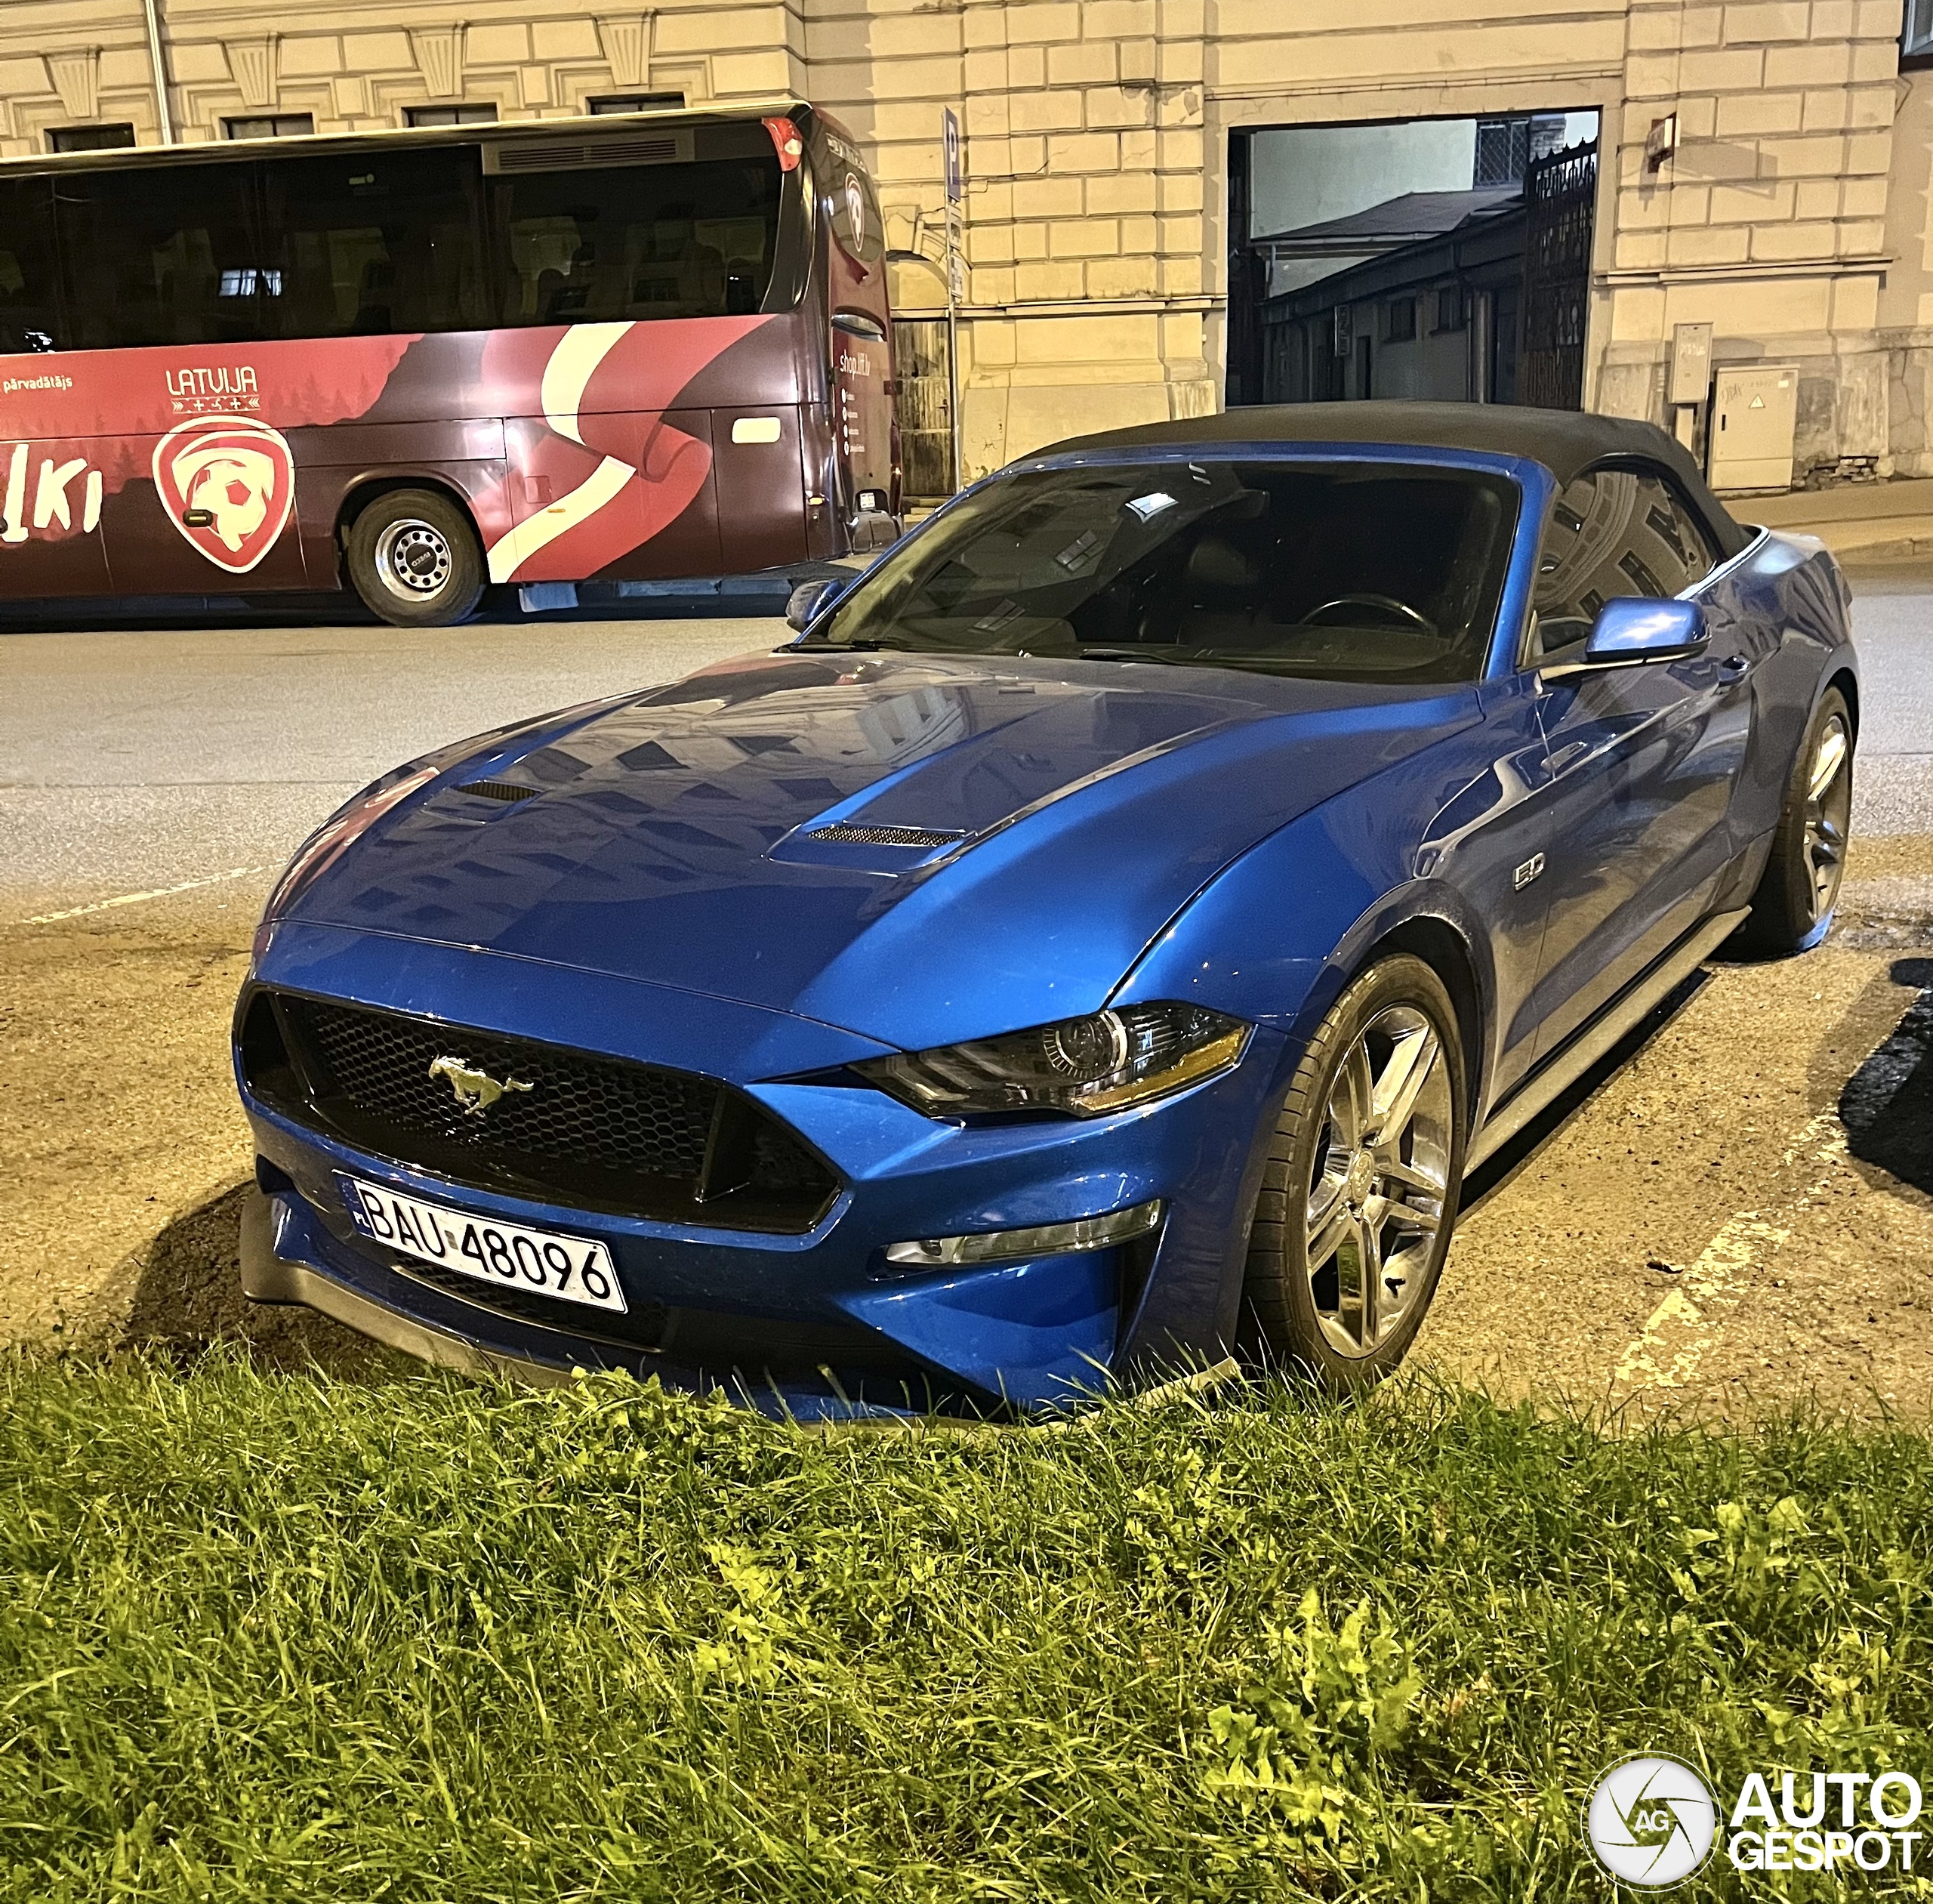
[281,650,1478,1051]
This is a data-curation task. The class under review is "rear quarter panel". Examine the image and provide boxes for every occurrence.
[1696,528,1857,855]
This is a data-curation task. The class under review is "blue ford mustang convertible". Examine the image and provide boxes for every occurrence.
[235,403,1857,1416]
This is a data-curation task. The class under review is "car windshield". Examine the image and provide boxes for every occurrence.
[806,458,1518,683]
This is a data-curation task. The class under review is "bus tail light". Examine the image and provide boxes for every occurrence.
[763,117,803,171]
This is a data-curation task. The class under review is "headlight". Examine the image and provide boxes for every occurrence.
[252,761,440,957]
[856,1003,1250,1118]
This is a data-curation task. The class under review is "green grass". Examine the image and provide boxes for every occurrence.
[0,1359,1928,1902]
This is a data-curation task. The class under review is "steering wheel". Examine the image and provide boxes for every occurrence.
[1298,593,1437,635]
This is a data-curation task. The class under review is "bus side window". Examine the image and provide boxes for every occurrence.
[0,177,62,353]
[55,162,270,350]
[491,158,782,327]
[261,149,490,339]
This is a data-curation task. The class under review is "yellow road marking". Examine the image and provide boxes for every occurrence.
[21,865,269,924]
[1611,1112,1845,1393]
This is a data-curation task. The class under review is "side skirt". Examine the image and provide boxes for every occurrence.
[1467,906,1750,1171]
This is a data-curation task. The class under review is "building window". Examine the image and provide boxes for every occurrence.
[47,124,137,153]
[1906,0,1933,63]
[224,114,316,140]
[405,103,499,128]
[1382,297,1417,343]
[587,93,686,113]
[1432,286,1466,334]
[1473,113,1574,187]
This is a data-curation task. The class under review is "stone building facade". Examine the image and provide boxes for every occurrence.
[1,0,1925,488]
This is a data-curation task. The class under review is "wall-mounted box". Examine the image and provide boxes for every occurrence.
[1709,366,1798,492]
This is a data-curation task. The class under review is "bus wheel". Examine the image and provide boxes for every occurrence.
[345,489,486,628]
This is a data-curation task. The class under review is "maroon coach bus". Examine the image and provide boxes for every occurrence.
[0,100,898,625]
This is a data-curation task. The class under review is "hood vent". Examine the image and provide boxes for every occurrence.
[460,780,542,804]
[805,822,964,849]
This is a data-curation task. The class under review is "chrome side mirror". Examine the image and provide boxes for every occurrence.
[785,577,846,633]
[1583,597,1709,666]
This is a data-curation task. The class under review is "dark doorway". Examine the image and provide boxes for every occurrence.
[1225,132,1269,406]
[886,252,957,502]
[893,317,955,502]
[1228,110,1599,412]
[1490,282,1520,406]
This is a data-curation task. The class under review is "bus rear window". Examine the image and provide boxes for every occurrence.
[493,156,782,326]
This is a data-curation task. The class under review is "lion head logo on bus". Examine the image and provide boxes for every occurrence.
[152,415,296,574]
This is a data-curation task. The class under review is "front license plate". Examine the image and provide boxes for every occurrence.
[337,1176,627,1313]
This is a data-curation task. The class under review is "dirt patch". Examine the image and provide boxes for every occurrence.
[0,881,267,1344]
[2,848,1931,1418]
[1424,871,1933,1418]
[98,1181,405,1378]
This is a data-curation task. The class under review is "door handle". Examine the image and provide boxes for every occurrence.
[1717,654,1750,681]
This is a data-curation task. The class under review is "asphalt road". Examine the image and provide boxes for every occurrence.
[1,582,1928,1415]
[2,585,1929,917]
[0,610,785,915]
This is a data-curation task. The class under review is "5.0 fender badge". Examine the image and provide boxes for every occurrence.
[1514,852,1546,891]
[428,1056,535,1118]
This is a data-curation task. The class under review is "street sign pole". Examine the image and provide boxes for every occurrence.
[942,106,963,494]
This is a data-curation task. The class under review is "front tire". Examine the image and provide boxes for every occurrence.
[1241,955,1467,1387]
[1738,687,1854,955]
[344,489,486,628]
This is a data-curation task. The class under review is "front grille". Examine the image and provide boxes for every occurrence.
[239,989,838,1233]
[805,822,964,848]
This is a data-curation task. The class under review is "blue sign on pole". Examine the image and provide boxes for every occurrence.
[942,106,962,205]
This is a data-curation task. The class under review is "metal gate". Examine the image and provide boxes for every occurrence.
[1518,141,1597,410]
[893,318,955,502]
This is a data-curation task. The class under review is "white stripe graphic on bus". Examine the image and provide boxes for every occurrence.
[539,322,635,446]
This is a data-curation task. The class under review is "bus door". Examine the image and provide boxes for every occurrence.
[811,120,899,550]
[832,314,895,548]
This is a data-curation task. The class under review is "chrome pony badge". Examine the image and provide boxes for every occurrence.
[428,1056,535,1119]
[427,1051,533,1113]
[151,415,295,573]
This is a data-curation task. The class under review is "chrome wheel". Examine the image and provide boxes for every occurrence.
[374,518,454,601]
[1802,713,1851,926]
[1304,1004,1453,1358]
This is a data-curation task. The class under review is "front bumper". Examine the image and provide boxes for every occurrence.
[238,925,1287,1417]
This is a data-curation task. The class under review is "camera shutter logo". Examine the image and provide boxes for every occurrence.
[1584,1754,1718,1888]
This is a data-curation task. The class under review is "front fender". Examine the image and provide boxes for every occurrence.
[1110,790,1499,1367]
[1112,769,1501,1100]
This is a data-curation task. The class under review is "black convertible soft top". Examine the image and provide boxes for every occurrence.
[1040,400,1752,561]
